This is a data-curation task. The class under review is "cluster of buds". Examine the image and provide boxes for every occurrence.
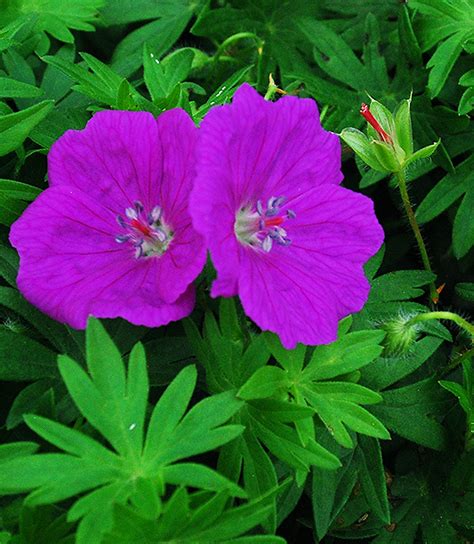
[340,97,439,173]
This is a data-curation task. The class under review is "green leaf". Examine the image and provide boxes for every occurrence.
[163,463,245,498]
[0,319,245,543]
[0,178,41,200]
[104,484,288,543]
[409,0,474,97]
[42,53,137,108]
[192,1,314,78]
[17,505,74,544]
[356,435,390,523]
[304,330,385,381]
[439,380,471,415]
[370,378,449,450]
[249,399,315,422]
[297,18,366,90]
[6,380,55,429]
[426,31,467,97]
[416,155,474,258]
[0,178,41,225]
[312,443,357,540]
[0,246,19,287]
[143,45,194,101]
[253,417,341,471]
[241,430,278,532]
[2,0,104,44]
[0,442,38,461]
[0,329,58,381]
[304,387,390,444]
[0,100,54,156]
[372,452,474,544]
[372,141,401,172]
[195,66,253,120]
[238,366,289,400]
[369,270,436,302]
[455,282,474,302]
[25,415,119,464]
[0,286,84,358]
[111,0,199,77]
[143,365,196,456]
[362,336,444,391]
[0,77,43,98]
[458,68,474,114]
[99,0,180,25]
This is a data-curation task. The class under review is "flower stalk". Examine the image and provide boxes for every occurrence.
[406,311,474,338]
[395,168,438,303]
[341,97,441,303]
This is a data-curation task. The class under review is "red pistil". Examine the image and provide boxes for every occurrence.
[131,219,152,237]
[264,216,284,228]
[360,103,392,144]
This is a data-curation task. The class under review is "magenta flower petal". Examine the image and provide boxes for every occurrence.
[193,84,342,214]
[11,109,205,328]
[238,185,383,348]
[191,84,383,348]
[10,186,194,328]
[48,110,162,214]
[149,109,207,303]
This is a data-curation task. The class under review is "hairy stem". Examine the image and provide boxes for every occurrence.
[408,311,474,337]
[396,169,438,303]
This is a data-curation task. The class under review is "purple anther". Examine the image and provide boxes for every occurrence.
[286,209,296,219]
[256,200,264,216]
[116,215,126,228]
[265,207,279,217]
[115,234,130,243]
[267,196,278,209]
[274,196,286,208]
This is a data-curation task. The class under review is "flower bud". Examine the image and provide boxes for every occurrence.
[340,97,439,174]
[380,315,419,357]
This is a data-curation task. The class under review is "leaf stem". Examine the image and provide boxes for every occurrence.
[395,169,437,302]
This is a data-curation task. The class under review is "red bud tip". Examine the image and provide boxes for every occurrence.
[360,103,392,144]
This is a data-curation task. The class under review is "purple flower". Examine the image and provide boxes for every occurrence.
[191,84,384,348]
[10,109,206,328]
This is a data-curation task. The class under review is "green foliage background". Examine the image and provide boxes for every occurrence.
[0,0,473,542]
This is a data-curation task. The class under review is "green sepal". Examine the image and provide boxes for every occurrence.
[394,96,413,156]
[340,128,389,172]
[372,141,401,172]
[404,140,440,169]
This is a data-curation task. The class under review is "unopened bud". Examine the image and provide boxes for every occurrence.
[380,315,419,357]
[340,96,439,175]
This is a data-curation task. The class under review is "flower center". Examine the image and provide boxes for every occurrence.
[115,201,173,258]
[234,196,295,252]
